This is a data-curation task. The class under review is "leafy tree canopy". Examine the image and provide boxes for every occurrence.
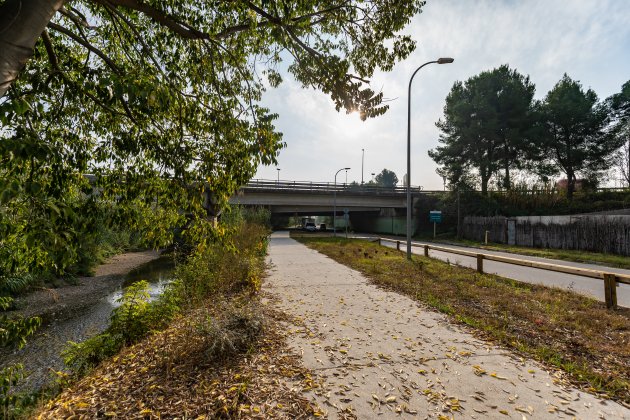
[606,80,630,186]
[374,168,398,188]
[533,74,621,198]
[429,65,535,194]
[0,0,426,274]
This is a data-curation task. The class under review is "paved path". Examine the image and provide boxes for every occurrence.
[265,232,628,419]
[350,234,630,308]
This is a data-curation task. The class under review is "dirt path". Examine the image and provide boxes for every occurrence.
[265,231,629,419]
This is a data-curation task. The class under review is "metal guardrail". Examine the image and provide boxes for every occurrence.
[245,179,629,195]
[242,179,437,194]
[376,237,629,309]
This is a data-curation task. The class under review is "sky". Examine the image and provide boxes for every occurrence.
[254,0,630,190]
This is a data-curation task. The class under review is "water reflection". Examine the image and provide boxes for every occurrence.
[107,257,175,306]
[0,254,175,393]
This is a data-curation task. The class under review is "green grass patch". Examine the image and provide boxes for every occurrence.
[294,235,630,404]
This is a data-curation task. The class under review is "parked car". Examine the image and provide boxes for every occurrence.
[305,222,317,232]
[319,223,327,231]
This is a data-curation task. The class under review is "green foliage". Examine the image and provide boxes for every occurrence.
[414,189,630,236]
[0,297,41,418]
[0,363,23,419]
[62,215,268,379]
[109,281,151,345]
[430,65,536,194]
[0,297,41,349]
[63,279,181,376]
[606,80,630,186]
[0,1,425,286]
[0,188,155,297]
[62,333,123,378]
[0,274,36,295]
[374,169,399,188]
[533,74,621,198]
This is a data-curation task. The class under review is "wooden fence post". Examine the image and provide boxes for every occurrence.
[476,254,484,273]
[424,245,429,257]
[604,273,617,310]
[396,241,400,251]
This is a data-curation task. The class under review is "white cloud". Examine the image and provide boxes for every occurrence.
[256,0,630,189]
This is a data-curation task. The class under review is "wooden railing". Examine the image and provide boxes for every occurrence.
[376,237,629,310]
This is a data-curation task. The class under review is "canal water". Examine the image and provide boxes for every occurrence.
[0,256,175,394]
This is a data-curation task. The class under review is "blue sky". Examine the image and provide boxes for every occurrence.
[255,0,630,189]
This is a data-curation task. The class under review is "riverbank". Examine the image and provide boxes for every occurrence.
[1,251,164,394]
[9,250,161,324]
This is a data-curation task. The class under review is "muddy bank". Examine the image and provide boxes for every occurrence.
[10,250,161,324]
[1,251,172,394]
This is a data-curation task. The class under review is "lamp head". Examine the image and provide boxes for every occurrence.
[437,57,454,64]
[345,167,351,170]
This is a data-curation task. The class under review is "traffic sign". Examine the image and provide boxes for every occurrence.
[429,210,442,223]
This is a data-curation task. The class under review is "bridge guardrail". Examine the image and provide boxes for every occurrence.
[243,179,434,194]
[376,237,629,310]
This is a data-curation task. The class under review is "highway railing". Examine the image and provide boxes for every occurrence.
[375,237,629,310]
[242,179,440,194]
[244,179,629,195]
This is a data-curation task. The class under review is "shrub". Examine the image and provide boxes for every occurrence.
[0,364,24,419]
[196,301,263,361]
[0,297,41,418]
[0,297,41,349]
[63,280,181,376]
[62,217,269,379]
[62,334,123,377]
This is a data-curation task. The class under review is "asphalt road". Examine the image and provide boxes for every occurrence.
[348,234,630,308]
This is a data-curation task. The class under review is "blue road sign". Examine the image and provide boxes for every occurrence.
[429,210,442,223]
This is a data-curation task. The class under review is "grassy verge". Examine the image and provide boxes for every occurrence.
[37,296,318,418]
[22,207,321,418]
[418,236,630,270]
[295,236,630,405]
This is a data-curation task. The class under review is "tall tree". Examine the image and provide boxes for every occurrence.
[0,1,425,273]
[534,74,620,199]
[374,169,399,188]
[606,80,630,186]
[429,65,535,194]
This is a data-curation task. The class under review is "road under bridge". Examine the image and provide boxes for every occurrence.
[229,179,442,234]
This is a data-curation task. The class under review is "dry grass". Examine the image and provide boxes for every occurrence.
[36,295,319,419]
[296,236,630,405]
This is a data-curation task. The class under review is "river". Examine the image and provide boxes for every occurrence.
[0,256,175,394]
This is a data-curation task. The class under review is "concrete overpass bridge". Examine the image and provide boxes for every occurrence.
[229,179,441,234]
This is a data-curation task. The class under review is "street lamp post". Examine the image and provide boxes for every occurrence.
[334,167,351,237]
[361,148,365,185]
[406,57,454,260]
[276,168,281,184]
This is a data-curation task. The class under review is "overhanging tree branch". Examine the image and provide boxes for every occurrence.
[47,22,122,74]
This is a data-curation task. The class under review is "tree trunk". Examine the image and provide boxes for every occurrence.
[566,170,575,200]
[480,171,489,196]
[503,162,511,190]
[0,0,65,97]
